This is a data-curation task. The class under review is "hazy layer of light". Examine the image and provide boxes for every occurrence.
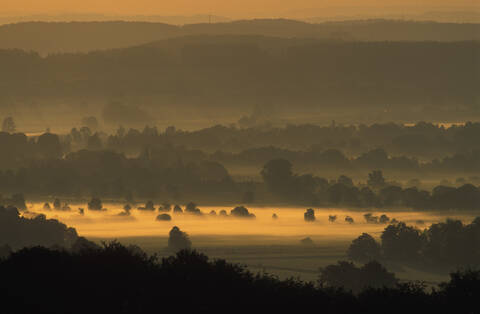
[2,0,478,18]
[26,203,477,243]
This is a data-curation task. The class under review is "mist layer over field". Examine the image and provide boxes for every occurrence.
[26,203,477,241]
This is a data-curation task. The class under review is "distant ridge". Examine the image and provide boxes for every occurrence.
[0,19,479,54]
[0,14,231,26]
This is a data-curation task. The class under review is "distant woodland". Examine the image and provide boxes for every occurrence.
[2,121,480,208]
[0,38,477,109]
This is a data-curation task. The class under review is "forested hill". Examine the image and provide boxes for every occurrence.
[0,19,479,54]
[0,37,477,108]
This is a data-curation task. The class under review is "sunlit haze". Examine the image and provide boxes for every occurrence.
[0,0,479,310]
[2,0,479,18]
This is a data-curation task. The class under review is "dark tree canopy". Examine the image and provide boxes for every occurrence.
[230,206,255,218]
[304,208,316,222]
[168,226,192,252]
[87,197,103,211]
[347,233,381,263]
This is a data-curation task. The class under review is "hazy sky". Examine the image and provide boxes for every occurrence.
[2,0,479,18]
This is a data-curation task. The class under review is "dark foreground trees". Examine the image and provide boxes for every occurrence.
[319,260,398,294]
[0,243,478,313]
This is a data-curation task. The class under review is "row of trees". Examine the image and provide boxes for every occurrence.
[0,131,64,169]
[78,121,480,159]
[262,159,480,209]
[6,127,480,181]
[1,156,479,209]
[348,218,480,270]
[0,149,237,201]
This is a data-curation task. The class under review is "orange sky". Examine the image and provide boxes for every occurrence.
[1,0,479,18]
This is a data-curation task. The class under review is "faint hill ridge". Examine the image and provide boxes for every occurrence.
[0,14,231,26]
[0,19,479,54]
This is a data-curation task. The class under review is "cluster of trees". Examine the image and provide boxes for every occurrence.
[0,205,79,249]
[0,243,477,312]
[262,160,480,209]
[0,149,237,201]
[0,131,64,169]
[319,260,398,294]
[348,218,480,270]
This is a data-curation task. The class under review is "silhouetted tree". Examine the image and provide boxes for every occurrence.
[168,226,192,252]
[185,202,201,214]
[381,222,425,262]
[379,214,390,224]
[145,201,155,211]
[347,233,381,262]
[53,198,61,210]
[230,206,255,218]
[37,132,62,159]
[304,208,315,222]
[156,214,172,221]
[88,197,103,211]
[173,205,183,213]
[364,213,379,224]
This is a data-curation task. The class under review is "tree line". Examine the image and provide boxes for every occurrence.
[5,121,480,177]
[261,159,480,209]
[76,120,480,162]
[1,145,480,208]
[348,217,480,272]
